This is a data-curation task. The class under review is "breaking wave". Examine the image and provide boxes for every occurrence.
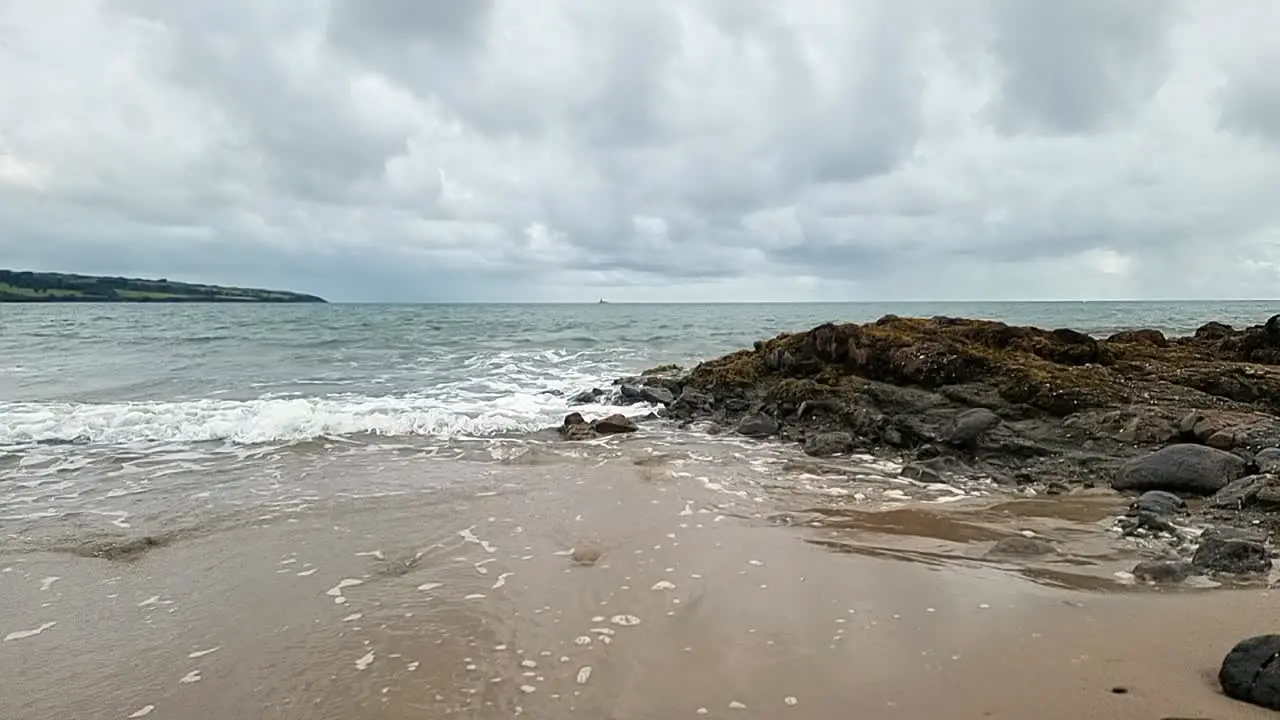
[0,392,648,447]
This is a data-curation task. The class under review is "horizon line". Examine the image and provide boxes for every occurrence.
[323,298,1280,305]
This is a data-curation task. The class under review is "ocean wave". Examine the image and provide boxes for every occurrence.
[0,392,649,448]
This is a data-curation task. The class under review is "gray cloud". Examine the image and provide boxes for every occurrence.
[983,0,1182,135]
[1,0,1279,302]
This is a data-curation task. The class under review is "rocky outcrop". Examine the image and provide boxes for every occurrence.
[618,312,1280,534]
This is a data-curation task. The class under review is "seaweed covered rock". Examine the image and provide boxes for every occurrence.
[685,314,1280,420]
[642,313,1280,535]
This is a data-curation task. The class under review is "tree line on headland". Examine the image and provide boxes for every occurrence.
[0,270,327,303]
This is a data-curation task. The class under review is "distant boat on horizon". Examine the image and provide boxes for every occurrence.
[598,298,609,304]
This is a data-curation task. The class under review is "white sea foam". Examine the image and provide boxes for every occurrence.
[0,391,650,448]
[3,621,57,642]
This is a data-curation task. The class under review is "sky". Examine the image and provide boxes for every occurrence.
[2,1,1280,303]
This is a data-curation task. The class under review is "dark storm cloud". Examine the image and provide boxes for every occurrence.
[2,0,1279,302]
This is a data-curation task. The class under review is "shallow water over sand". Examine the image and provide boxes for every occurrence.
[1,438,1274,719]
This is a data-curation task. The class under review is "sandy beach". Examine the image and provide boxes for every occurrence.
[1,443,1272,720]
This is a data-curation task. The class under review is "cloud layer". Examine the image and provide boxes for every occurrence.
[2,0,1279,301]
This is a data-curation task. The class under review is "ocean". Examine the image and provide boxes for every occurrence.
[4,300,1277,445]
[2,300,1277,719]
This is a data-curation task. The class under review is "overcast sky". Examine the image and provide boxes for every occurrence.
[2,1,1279,302]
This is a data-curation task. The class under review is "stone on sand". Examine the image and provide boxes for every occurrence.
[1220,634,1280,711]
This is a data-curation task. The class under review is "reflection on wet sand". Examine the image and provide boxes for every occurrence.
[0,452,1274,719]
[791,492,1160,591]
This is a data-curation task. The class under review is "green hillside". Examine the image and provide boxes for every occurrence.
[0,270,327,303]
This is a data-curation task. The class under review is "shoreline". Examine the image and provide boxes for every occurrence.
[1,454,1274,719]
[7,309,1280,715]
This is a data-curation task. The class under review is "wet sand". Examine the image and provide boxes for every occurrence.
[1,454,1275,719]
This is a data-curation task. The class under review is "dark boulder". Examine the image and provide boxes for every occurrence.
[669,387,714,417]
[593,414,638,435]
[1131,486,1187,515]
[638,386,674,406]
[736,413,779,438]
[1129,490,1186,517]
[569,388,604,405]
[1111,444,1247,494]
[1219,635,1280,711]
[1192,527,1272,575]
[618,384,647,403]
[803,431,855,458]
[559,412,595,441]
[1106,328,1168,347]
[1194,321,1234,341]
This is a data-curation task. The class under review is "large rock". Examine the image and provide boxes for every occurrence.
[557,412,639,440]
[1107,328,1168,347]
[735,413,779,438]
[668,387,714,417]
[1111,444,1247,494]
[619,384,675,406]
[569,388,604,405]
[559,412,595,440]
[803,431,855,457]
[593,414,638,435]
[1219,635,1280,711]
[1191,527,1272,575]
[638,386,675,405]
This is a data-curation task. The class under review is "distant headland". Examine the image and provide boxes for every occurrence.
[0,269,327,303]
